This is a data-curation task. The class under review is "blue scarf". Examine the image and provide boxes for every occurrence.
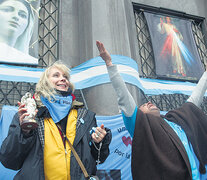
[41,94,73,123]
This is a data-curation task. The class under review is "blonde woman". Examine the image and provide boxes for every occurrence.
[0,61,112,180]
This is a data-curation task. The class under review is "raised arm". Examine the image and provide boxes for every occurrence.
[96,40,136,116]
[0,112,36,170]
[187,68,207,107]
[96,41,137,136]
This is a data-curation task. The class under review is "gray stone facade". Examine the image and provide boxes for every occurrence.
[59,0,207,115]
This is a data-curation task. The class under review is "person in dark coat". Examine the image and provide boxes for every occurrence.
[0,60,112,180]
[96,40,207,180]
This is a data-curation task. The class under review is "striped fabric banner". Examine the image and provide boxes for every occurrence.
[0,55,204,96]
[70,55,140,89]
[0,64,43,83]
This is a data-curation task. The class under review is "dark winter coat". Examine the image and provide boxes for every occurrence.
[0,106,112,180]
[132,102,207,180]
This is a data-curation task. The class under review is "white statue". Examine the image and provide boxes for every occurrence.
[21,92,36,120]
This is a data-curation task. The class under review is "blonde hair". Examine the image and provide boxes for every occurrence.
[35,61,74,106]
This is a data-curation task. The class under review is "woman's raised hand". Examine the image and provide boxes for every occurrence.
[96,40,113,66]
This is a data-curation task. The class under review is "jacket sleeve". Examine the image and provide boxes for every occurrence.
[107,65,136,117]
[107,64,137,136]
[0,113,36,170]
[89,113,112,164]
[187,71,207,107]
[91,127,112,164]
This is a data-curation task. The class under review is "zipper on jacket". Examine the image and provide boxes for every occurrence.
[57,124,69,179]
[65,147,69,179]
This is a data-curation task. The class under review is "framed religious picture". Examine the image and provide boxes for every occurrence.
[144,12,205,81]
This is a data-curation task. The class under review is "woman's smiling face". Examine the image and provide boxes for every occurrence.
[0,0,29,38]
[48,67,70,92]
